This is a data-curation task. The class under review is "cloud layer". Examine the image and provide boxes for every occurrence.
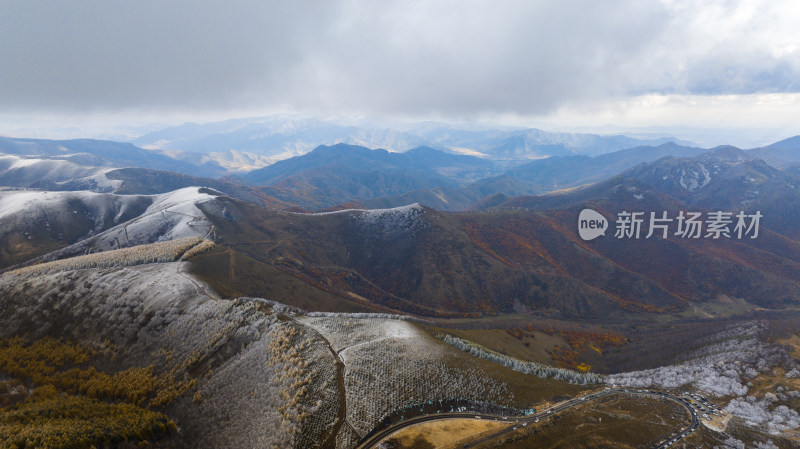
[2,0,799,119]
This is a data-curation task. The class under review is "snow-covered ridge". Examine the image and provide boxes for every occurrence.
[305,310,436,326]
[353,204,429,234]
[0,154,120,191]
[78,187,221,251]
[2,187,225,266]
[0,190,149,225]
[79,171,124,191]
[284,203,429,234]
[287,203,423,216]
[355,203,423,218]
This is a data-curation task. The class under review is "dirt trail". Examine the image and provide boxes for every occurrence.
[290,318,354,448]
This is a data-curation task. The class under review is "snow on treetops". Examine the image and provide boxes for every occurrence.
[288,203,423,217]
[9,237,205,276]
[354,204,429,235]
[287,203,429,233]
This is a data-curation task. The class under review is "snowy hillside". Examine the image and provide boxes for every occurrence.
[0,186,226,270]
[0,190,147,223]
[39,187,223,259]
[0,262,337,448]
[0,154,121,191]
[0,189,157,268]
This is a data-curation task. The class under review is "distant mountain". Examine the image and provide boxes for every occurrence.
[1,137,709,213]
[237,142,712,212]
[355,176,540,212]
[195,149,275,172]
[749,135,800,168]
[621,146,756,199]
[406,125,690,159]
[236,144,498,209]
[355,187,477,211]
[0,136,224,177]
[132,117,430,168]
[493,146,800,218]
[505,142,706,192]
[340,143,705,212]
[617,148,800,238]
[240,144,493,185]
[765,135,800,149]
[132,116,691,166]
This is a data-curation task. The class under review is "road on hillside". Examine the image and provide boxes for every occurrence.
[288,317,353,449]
[355,388,699,449]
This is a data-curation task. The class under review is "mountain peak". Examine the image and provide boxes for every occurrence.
[765,135,800,150]
[403,145,441,155]
[311,143,387,154]
[698,146,751,162]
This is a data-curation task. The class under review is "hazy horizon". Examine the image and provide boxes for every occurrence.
[0,112,796,150]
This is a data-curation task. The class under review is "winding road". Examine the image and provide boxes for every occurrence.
[355,388,699,449]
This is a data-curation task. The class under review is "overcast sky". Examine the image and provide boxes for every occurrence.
[2,0,800,146]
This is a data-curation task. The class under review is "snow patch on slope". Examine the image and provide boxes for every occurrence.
[299,315,421,354]
[288,203,429,234]
[8,156,42,169]
[79,171,124,191]
[678,164,712,191]
[201,150,273,172]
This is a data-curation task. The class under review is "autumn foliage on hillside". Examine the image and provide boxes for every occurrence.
[0,337,178,448]
[197,197,800,319]
[504,323,626,372]
[274,257,480,318]
[464,216,680,314]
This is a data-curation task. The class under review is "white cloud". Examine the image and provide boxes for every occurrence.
[1,0,799,136]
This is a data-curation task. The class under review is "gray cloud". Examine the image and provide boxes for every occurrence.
[1,0,799,118]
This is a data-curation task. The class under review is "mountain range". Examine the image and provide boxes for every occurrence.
[130,116,691,171]
[2,125,800,323]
